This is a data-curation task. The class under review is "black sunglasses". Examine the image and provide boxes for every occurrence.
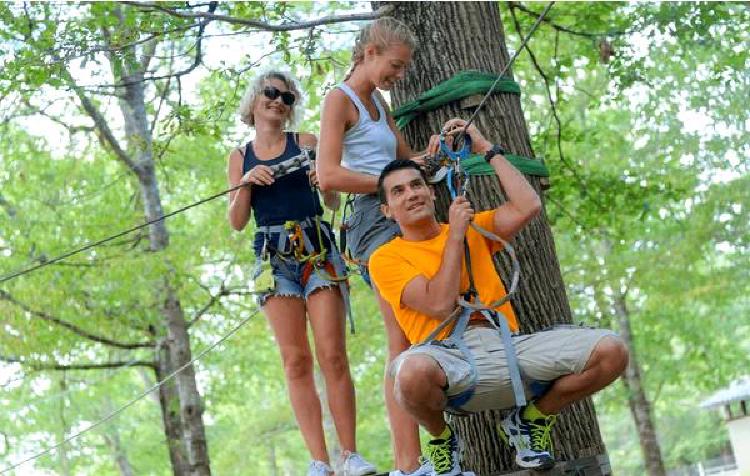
[263,85,296,106]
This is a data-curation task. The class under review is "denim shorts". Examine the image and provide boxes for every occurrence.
[255,253,347,307]
[344,194,400,287]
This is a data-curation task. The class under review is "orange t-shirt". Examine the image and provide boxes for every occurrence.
[370,210,518,344]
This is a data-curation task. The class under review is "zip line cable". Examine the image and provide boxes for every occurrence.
[0,309,260,474]
[2,3,554,286]
[457,1,555,144]
[0,183,246,284]
[0,5,555,470]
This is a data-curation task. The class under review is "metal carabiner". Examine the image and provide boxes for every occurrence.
[440,133,472,200]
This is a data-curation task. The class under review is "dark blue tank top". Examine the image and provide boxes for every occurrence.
[242,132,324,227]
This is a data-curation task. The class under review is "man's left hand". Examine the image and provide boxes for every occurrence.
[442,118,492,154]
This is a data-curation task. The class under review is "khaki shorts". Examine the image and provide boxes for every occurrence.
[390,325,617,413]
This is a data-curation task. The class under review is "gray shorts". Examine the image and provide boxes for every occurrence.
[391,325,617,412]
[345,193,400,285]
[346,194,401,263]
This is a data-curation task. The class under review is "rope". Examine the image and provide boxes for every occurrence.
[458,222,520,311]
[0,154,309,284]
[458,1,555,144]
[0,309,260,474]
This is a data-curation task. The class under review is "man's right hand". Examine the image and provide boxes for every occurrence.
[448,196,474,240]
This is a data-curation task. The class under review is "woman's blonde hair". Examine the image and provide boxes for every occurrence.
[238,69,303,128]
[345,17,417,79]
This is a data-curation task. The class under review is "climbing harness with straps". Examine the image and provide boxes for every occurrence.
[413,223,527,413]
[411,1,558,397]
[251,148,356,333]
[414,126,531,413]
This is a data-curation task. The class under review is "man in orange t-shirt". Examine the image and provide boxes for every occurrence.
[369,119,628,475]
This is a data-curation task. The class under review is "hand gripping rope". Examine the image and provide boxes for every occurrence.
[415,1,556,411]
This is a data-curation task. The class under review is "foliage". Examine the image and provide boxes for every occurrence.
[0,2,747,475]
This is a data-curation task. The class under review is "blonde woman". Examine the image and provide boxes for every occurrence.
[317,18,435,476]
[228,70,376,476]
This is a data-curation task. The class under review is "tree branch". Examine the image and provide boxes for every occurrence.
[508,2,631,38]
[0,290,154,350]
[124,2,394,32]
[187,281,228,328]
[0,355,154,371]
[21,98,95,134]
[61,68,138,171]
[509,7,609,213]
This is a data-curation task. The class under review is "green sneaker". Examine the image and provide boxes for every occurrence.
[499,406,556,470]
[426,425,467,476]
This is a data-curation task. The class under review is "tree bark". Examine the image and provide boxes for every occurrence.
[381,2,607,473]
[163,282,211,476]
[155,343,190,475]
[100,10,211,473]
[613,292,666,476]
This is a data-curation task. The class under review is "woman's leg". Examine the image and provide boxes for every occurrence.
[306,286,357,452]
[375,287,423,473]
[264,295,328,462]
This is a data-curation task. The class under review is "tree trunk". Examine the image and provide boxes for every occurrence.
[613,292,666,476]
[111,34,210,474]
[382,2,607,473]
[163,283,211,476]
[155,343,190,475]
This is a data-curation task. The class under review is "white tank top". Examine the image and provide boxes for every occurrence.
[338,83,398,176]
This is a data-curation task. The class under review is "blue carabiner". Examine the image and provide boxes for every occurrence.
[439,133,472,163]
[439,134,472,199]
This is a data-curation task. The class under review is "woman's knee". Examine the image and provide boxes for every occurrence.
[317,348,350,378]
[281,349,314,380]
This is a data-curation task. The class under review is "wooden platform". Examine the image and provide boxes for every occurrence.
[375,455,611,476]
[495,455,611,476]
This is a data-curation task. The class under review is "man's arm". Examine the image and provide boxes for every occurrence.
[485,151,542,241]
[399,197,474,320]
[442,118,542,241]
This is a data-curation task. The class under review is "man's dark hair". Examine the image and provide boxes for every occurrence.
[377,159,429,204]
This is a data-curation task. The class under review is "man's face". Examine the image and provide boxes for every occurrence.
[381,168,435,226]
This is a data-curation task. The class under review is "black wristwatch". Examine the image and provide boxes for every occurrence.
[484,144,506,163]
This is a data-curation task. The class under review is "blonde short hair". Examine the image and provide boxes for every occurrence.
[238,70,303,128]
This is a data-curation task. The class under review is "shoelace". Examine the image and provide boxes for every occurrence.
[309,460,333,475]
[344,452,368,467]
[529,415,557,452]
[427,438,454,473]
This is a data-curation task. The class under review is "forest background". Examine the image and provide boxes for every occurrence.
[0,1,748,475]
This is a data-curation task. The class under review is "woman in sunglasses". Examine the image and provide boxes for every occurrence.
[227,70,377,476]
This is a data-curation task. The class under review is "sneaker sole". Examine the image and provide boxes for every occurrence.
[515,457,555,471]
[497,421,514,447]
